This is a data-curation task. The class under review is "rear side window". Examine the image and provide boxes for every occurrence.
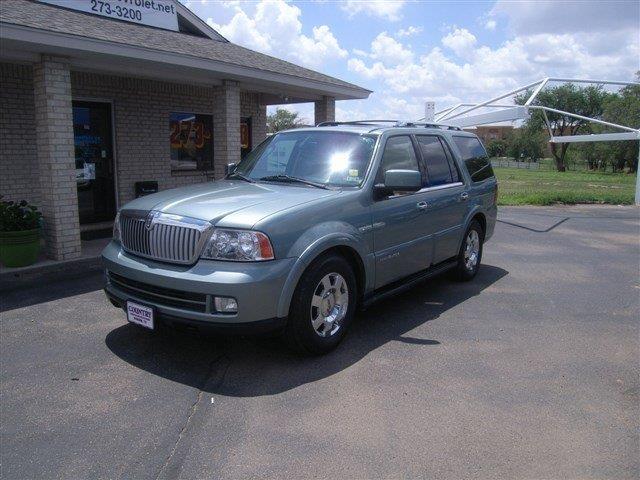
[416,135,459,187]
[452,136,495,182]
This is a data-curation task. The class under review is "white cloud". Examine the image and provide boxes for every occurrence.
[208,0,347,68]
[341,0,406,22]
[441,27,477,60]
[370,32,413,65]
[484,19,496,31]
[348,24,639,111]
[396,25,423,37]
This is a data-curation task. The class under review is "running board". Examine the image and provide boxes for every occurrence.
[361,259,458,309]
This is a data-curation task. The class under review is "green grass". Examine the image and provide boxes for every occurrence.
[494,166,636,205]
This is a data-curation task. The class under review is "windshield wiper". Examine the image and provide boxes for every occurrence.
[258,175,330,190]
[226,172,255,183]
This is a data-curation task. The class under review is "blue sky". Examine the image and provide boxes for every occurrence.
[181,0,640,123]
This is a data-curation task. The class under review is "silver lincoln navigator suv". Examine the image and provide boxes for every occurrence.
[103,121,498,354]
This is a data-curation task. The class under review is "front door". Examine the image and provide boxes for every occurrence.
[372,135,434,289]
[73,101,116,224]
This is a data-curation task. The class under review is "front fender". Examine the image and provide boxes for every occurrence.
[276,223,372,318]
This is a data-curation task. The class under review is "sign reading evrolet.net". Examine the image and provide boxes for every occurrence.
[38,0,178,31]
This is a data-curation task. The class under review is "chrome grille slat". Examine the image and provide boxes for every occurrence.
[119,210,212,265]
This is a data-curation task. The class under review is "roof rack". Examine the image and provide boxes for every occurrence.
[316,120,462,131]
[316,120,399,127]
[396,121,462,131]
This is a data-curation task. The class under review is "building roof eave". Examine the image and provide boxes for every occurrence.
[0,22,371,100]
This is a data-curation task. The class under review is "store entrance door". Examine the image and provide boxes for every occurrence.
[73,101,116,224]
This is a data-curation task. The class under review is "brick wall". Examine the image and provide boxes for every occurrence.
[0,63,40,205]
[71,72,267,206]
[241,90,267,149]
[314,96,336,125]
[0,62,267,219]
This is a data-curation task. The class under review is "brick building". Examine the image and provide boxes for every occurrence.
[0,0,370,260]
[464,125,514,145]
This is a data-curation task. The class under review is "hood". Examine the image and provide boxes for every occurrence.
[121,179,340,228]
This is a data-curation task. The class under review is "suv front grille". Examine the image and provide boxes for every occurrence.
[119,210,212,264]
[108,271,208,312]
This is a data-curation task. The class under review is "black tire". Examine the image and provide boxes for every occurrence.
[284,253,357,355]
[452,219,484,281]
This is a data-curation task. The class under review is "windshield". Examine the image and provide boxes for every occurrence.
[233,130,377,187]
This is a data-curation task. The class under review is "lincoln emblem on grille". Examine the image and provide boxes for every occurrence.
[145,211,159,231]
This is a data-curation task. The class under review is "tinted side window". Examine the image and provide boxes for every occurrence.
[377,136,420,182]
[452,136,495,182]
[416,135,454,186]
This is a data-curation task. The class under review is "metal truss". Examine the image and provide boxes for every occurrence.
[426,77,640,204]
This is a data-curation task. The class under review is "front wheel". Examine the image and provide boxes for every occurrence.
[452,220,484,281]
[284,253,357,355]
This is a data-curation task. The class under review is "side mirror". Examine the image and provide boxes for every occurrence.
[225,163,237,175]
[376,169,422,195]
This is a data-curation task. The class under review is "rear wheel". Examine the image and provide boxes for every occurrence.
[452,220,483,281]
[284,253,357,355]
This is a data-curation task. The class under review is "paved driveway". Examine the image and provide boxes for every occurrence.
[1,206,638,479]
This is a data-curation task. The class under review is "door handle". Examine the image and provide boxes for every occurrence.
[416,201,429,210]
[460,192,469,201]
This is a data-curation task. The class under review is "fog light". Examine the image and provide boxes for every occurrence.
[214,296,238,313]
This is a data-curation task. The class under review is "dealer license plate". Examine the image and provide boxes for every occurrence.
[126,301,154,330]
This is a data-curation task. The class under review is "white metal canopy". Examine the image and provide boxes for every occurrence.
[425,77,640,204]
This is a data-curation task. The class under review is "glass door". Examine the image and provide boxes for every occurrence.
[73,101,116,224]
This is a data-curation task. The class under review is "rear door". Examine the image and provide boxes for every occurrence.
[371,135,433,288]
[415,135,468,264]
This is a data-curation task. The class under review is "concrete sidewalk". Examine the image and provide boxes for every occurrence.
[0,237,108,288]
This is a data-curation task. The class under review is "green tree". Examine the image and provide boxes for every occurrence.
[515,83,610,171]
[601,74,640,172]
[267,108,306,133]
[485,139,508,157]
[506,126,546,162]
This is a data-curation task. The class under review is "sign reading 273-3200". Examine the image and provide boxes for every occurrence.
[38,0,178,31]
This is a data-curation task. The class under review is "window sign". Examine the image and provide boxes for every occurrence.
[170,113,213,171]
[38,0,179,31]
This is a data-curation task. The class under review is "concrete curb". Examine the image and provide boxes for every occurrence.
[0,256,104,291]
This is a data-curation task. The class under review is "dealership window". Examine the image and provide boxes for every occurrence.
[170,112,213,171]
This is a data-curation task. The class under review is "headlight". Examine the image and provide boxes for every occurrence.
[113,211,121,242]
[201,229,274,261]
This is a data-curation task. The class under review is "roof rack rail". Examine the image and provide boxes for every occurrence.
[316,120,462,131]
[396,121,462,131]
[317,120,399,127]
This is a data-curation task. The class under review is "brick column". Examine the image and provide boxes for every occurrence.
[252,104,267,147]
[213,80,241,178]
[314,96,335,125]
[33,55,81,260]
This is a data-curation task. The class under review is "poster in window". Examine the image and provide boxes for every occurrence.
[240,117,252,159]
[170,113,213,171]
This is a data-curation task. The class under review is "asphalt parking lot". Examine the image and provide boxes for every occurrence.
[1,205,638,479]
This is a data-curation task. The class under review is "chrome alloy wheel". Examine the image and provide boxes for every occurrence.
[464,230,480,271]
[310,273,349,337]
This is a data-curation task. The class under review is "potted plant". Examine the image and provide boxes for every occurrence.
[0,197,43,267]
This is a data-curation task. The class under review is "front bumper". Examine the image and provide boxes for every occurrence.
[102,241,294,331]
